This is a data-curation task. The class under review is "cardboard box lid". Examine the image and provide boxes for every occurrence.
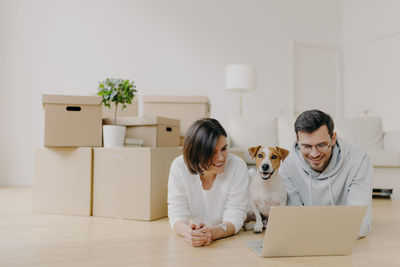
[42,94,102,105]
[124,138,144,145]
[143,95,210,105]
[103,116,180,127]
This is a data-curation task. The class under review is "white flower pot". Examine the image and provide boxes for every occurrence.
[103,125,126,147]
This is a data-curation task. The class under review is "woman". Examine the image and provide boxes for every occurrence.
[168,118,248,247]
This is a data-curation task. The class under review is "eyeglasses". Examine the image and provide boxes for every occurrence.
[297,142,332,154]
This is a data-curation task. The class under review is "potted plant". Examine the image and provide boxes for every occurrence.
[97,78,137,147]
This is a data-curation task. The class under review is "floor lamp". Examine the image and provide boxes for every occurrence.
[225,64,255,115]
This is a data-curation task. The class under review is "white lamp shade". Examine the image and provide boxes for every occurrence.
[225,64,255,91]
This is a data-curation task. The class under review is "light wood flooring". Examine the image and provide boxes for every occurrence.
[0,187,399,267]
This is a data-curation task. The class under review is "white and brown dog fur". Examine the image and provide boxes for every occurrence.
[244,146,289,233]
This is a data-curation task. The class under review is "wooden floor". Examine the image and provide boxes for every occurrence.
[0,187,399,267]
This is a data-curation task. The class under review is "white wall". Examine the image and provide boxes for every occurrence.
[0,0,342,185]
[343,0,400,130]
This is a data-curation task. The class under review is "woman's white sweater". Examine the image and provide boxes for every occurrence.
[167,153,249,233]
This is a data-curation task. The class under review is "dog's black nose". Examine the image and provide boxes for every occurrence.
[262,164,269,171]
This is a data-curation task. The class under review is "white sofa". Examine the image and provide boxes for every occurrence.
[227,116,400,200]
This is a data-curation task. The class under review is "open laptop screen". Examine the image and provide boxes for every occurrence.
[247,205,367,257]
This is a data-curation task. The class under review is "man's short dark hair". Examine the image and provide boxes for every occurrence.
[183,118,227,175]
[294,109,334,137]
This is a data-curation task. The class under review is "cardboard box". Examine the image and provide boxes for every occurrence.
[34,147,93,216]
[42,94,102,147]
[103,116,180,147]
[143,95,210,137]
[124,138,144,147]
[102,98,139,119]
[93,147,182,221]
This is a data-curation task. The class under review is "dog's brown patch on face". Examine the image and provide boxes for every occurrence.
[248,146,267,167]
[254,150,266,167]
[248,146,261,158]
[267,146,290,170]
[268,147,282,170]
[249,146,289,170]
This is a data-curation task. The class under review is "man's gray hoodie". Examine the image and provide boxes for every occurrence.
[280,137,373,238]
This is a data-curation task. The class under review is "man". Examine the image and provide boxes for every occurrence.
[280,109,373,238]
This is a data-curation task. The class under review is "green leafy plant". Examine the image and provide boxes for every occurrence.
[97,78,137,125]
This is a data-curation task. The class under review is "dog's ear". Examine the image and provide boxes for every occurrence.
[276,146,289,161]
[248,146,262,159]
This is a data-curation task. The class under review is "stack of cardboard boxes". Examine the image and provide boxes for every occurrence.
[34,94,210,221]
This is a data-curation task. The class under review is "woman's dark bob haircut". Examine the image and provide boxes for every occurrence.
[183,118,227,175]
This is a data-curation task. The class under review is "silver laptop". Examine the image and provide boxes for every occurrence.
[247,205,367,257]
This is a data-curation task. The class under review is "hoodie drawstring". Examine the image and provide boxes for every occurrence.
[309,173,334,206]
[309,173,312,205]
[328,175,334,206]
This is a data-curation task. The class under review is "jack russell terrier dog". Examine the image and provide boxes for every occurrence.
[244,146,289,233]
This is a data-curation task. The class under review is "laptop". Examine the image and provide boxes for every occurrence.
[247,205,367,257]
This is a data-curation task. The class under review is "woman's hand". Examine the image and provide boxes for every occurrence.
[183,223,212,247]
[200,222,235,241]
[191,223,205,230]
[173,221,218,247]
